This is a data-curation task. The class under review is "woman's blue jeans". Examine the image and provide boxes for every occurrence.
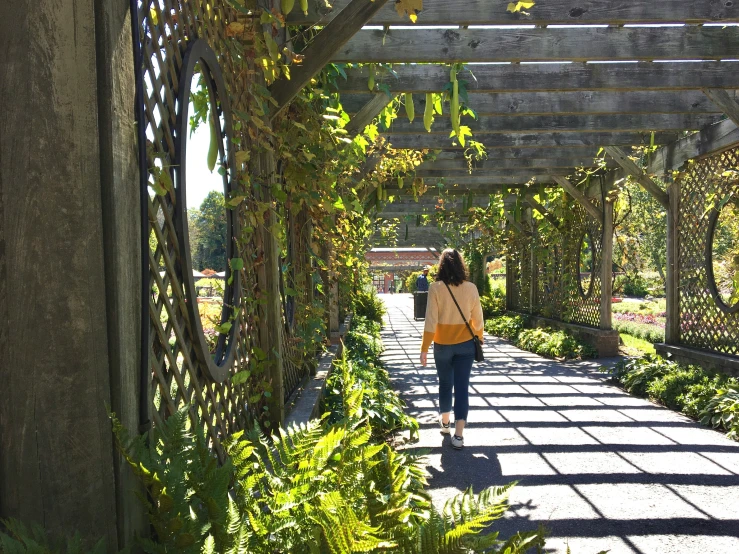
[433,339,475,421]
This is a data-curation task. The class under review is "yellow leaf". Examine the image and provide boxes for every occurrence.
[226,22,245,37]
[395,0,423,22]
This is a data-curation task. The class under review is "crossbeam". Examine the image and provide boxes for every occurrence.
[270,0,389,117]
[603,146,669,208]
[417,169,572,179]
[384,114,719,135]
[553,176,604,224]
[289,0,739,26]
[345,93,394,136]
[419,158,614,171]
[702,89,739,127]
[337,62,739,93]
[333,26,739,64]
[341,90,727,117]
[384,131,676,150]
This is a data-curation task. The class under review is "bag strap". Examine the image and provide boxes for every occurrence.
[443,282,477,341]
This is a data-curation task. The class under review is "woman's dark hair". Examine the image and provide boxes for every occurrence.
[435,249,468,286]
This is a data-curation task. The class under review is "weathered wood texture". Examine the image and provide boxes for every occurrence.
[385,131,676,150]
[337,62,739,93]
[94,0,147,546]
[342,90,728,116]
[665,182,680,344]
[416,169,572,179]
[604,146,669,208]
[290,0,739,25]
[345,93,393,136]
[0,0,118,545]
[270,0,389,116]
[553,176,604,223]
[648,118,739,175]
[333,26,739,63]
[600,199,614,330]
[703,88,739,127]
[420,158,615,171]
[432,148,603,161]
[385,114,720,135]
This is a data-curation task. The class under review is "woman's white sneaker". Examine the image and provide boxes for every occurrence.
[440,418,451,435]
[451,435,464,450]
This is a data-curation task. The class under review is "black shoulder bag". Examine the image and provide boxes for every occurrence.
[443,283,484,362]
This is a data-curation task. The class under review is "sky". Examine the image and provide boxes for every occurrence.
[185,115,224,211]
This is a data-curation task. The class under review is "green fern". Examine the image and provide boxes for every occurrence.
[0,519,109,554]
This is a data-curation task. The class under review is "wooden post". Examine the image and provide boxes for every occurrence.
[528,208,537,314]
[255,152,285,427]
[0,0,119,544]
[95,0,148,545]
[600,198,614,330]
[665,181,680,344]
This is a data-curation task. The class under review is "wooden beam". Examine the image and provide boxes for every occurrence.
[385,114,719,135]
[525,194,560,229]
[431,148,602,161]
[333,26,739,64]
[505,211,528,235]
[385,131,677,150]
[345,93,394,137]
[603,146,669,208]
[337,62,739,93]
[420,158,614,171]
[342,90,727,117]
[702,89,739,127]
[270,0,389,118]
[600,198,614,330]
[417,169,572,179]
[419,174,555,186]
[648,118,739,175]
[665,182,680,344]
[290,0,739,26]
[553,176,604,224]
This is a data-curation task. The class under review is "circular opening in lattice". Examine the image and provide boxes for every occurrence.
[706,195,739,314]
[175,39,241,382]
[578,232,594,298]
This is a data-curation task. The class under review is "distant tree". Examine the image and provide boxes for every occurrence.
[188,190,227,272]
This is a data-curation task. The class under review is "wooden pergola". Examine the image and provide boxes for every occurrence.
[280,0,739,359]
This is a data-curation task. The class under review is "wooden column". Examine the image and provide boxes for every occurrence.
[95,0,148,546]
[0,0,119,544]
[527,208,537,314]
[665,182,681,344]
[255,152,285,427]
[600,199,614,330]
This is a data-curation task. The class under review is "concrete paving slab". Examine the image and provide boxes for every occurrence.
[380,294,739,554]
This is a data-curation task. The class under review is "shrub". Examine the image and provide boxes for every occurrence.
[701,385,739,440]
[612,320,665,344]
[610,355,674,397]
[680,374,733,419]
[622,274,649,297]
[485,314,527,341]
[480,294,506,319]
[352,287,386,323]
[647,368,707,411]
[516,328,597,360]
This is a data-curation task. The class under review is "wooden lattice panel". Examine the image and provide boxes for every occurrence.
[678,147,739,356]
[138,0,259,458]
[512,196,604,329]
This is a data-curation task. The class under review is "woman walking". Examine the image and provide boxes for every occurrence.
[420,249,484,450]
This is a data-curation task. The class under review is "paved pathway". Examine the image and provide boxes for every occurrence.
[380,294,739,554]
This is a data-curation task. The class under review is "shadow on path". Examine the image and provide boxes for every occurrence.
[380,294,739,554]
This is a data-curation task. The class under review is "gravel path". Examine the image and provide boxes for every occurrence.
[380,294,739,554]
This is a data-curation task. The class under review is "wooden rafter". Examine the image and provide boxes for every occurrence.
[289,0,739,26]
[649,118,739,175]
[269,0,390,118]
[345,93,394,137]
[338,63,739,93]
[552,176,604,224]
[702,89,739,128]
[384,131,677,150]
[417,169,571,179]
[341,90,726,117]
[383,114,720,135]
[419,158,614,171]
[333,26,739,64]
[603,146,669,209]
